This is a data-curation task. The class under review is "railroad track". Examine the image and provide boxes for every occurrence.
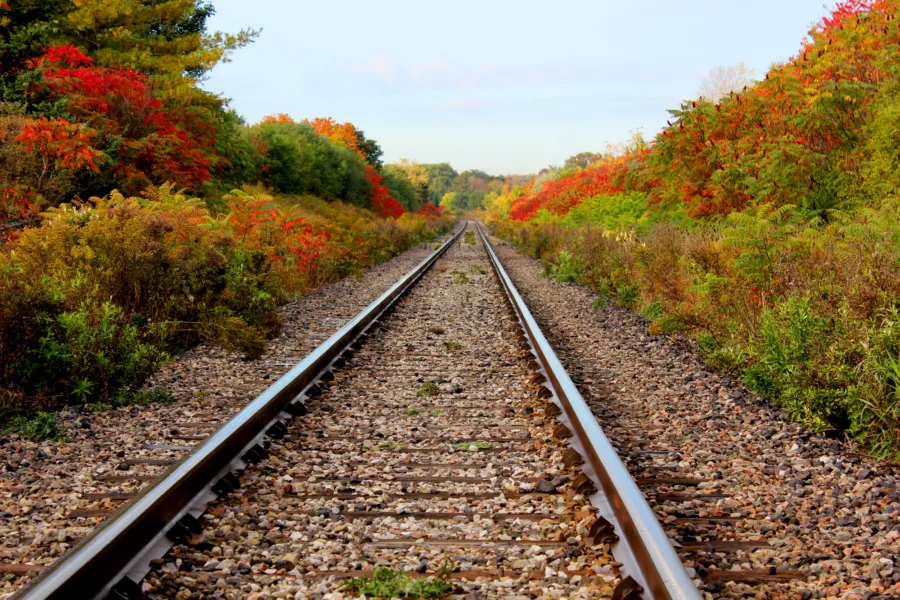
[10,222,700,600]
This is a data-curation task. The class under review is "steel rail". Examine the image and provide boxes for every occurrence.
[14,225,465,600]
[476,223,700,600]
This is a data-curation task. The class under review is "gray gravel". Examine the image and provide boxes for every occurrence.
[0,236,451,599]
[140,224,618,599]
[488,232,900,600]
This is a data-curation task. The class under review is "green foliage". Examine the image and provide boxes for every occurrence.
[11,411,63,441]
[443,341,464,350]
[405,407,420,416]
[462,231,476,244]
[382,167,420,211]
[0,0,70,104]
[342,567,452,599]
[0,187,452,425]
[252,121,371,205]
[491,195,900,456]
[451,440,493,450]
[377,441,404,449]
[30,300,169,403]
[543,250,583,284]
[450,269,470,284]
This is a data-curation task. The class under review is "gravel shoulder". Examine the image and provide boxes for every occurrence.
[0,234,452,598]
[488,233,899,600]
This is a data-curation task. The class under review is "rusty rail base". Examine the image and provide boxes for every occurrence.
[476,223,701,600]
[13,225,465,600]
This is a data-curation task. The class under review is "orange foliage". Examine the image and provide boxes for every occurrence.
[306,117,366,160]
[15,117,103,173]
[261,113,295,124]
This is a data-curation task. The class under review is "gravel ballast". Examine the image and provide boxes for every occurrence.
[140,224,619,599]
[488,233,899,600]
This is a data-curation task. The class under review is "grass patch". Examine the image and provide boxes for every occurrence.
[443,341,464,351]
[451,440,493,450]
[450,269,470,284]
[463,231,476,245]
[416,382,440,397]
[405,407,420,416]
[428,326,446,335]
[428,409,441,416]
[6,412,64,441]
[469,264,487,275]
[377,441,404,449]
[342,566,452,598]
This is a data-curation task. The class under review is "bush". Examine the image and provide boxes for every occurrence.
[0,184,453,425]
[489,199,900,457]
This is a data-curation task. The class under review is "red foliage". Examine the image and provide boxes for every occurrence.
[16,117,103,173]
[28,46,213,192]
[510,161,626,221]
[365,166,405,219]
[416,202,443,220]
[226,196,330,276]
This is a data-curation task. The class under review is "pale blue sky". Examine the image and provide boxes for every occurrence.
[203,0,838,174]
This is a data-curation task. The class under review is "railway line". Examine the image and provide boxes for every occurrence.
[6,220,884,600]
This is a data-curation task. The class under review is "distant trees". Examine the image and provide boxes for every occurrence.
[564,152,604,170]
[698,62,754,102]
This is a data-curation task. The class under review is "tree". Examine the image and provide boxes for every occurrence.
[354,128,383,169]
[0,0,71,103]
[698,62,754,102]
[62,0,257,79]
[382,166,419,210]
[563,152,603,170]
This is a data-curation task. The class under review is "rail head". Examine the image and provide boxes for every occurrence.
[476,222,700,600]
[13,223,465,600]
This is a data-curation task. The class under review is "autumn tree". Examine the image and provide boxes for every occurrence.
[563,152,603,170]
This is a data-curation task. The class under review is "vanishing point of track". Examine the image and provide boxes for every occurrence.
[12,222,699,600]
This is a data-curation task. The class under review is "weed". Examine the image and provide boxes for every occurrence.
[342,567,452,598]
[15,412,63,441]
[451,440,493,450]
[194,389,211,399]
[463,231,476,245]
[86,402,112,412]
[405,407,420,416]
[443,341,464,351]
[377,441,404,449]
[428,409,441,416]
[591,297,609,309]
[416,382,440,397]
[450,269,470,284]
[469,264,487,275]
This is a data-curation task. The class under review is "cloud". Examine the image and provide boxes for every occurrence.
[345,56,395,82]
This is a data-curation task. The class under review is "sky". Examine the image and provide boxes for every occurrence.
[203,0,839,175]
